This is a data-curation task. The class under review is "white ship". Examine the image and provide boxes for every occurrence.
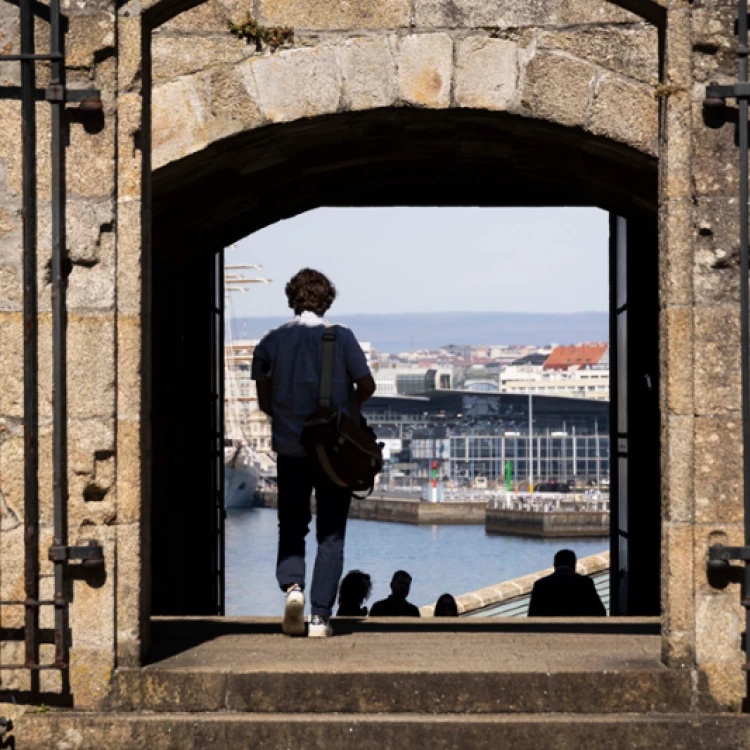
[223,255,271,509]
[224,438,261,509]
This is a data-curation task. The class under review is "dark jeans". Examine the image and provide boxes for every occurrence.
[276,454,352,617]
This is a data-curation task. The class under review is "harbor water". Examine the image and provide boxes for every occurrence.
[226,508,608,615]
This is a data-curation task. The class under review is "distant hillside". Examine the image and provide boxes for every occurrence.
[230,312,609,352]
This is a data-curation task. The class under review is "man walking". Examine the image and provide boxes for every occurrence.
[252,268,376,637]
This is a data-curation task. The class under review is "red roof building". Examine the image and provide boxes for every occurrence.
[543,343,609,371]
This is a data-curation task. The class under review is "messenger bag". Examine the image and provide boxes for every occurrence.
[299,326,383,496]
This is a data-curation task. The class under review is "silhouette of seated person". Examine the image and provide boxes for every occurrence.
[370,570,421,617]
[527,549,606,617]
[336,570,372,617]
[434,593,459,617]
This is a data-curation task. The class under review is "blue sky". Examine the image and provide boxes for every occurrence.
[228,207,608,319]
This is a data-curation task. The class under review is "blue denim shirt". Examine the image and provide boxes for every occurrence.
[251,312,371,457]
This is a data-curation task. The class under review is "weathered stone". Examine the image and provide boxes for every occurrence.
[208,60,265,134]
[455,37,518,111]
[659,199,692,309]
[414,0,560,28]
[538,24,658,85]
[694,197,740,307]
[697,661,746,713]
[661,307,693,416]
[661,416,693,524]
[557,0,638,25]
[694,415,742,525]
[588,75,657,155]
[522,51,594,128]
[338,36,398,111]
[692,6,737,83]
[397,34,453,109]
[661,92,691,201]
[116,419,141,526]
[116,522,143,667]
[662,524,694,635]
[258,0,411,30]
[115,200,142,315]
[252,45,341,123]
[695,589,743,663]
[66,13,116,69]
[692,99,738,198]
[694,307,741,415]
[67,315,116,419]
[152,76,211,169]
[151,35,251,83]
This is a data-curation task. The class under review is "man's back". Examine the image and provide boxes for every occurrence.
[252,312,370,456]
[370,596,421,617]
[527,568,606,617]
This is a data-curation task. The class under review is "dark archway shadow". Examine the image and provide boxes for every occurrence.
[147,107,658,620]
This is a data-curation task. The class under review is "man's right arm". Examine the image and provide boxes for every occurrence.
[354,374,376,406]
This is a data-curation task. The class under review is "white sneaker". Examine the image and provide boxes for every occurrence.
[308,615,333,638]
[282,585,305,636]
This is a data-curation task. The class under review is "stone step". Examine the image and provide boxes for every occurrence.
[15,712,750,750]
[115,668,693,714]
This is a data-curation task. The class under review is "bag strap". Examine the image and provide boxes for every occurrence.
[319,325,337,408]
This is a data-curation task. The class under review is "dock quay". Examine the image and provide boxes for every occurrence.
[485,493,609,538]
[256,491,487,524]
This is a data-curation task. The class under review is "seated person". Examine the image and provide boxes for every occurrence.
[336,570,372,617]
[434,593,459,617]
[528,549,606,617]
[370,570,421,617]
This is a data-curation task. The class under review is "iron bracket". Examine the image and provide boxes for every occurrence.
[48,540,104,565]
[707,543,750,570]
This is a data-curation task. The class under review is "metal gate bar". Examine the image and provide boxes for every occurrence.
[0,0,103,678]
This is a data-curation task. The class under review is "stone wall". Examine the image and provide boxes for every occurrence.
[150,0,659,170]
[0,0,746,714]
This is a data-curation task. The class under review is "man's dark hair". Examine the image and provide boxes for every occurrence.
[285,268,336,316]
[554,549,577,570]
[392,570,412,584]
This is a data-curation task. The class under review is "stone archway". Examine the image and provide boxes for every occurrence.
[2,0,744,714]
[142,0,662,618]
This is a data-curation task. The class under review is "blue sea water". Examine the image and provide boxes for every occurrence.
[225,508,607,615]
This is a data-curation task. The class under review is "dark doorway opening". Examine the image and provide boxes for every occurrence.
[147,108,659,618]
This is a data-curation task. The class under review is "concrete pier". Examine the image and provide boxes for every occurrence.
[485,508,609,538]
[257,491,487,525]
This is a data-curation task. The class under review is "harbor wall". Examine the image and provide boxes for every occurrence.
[257,491,486,525]
[486,508,609,538]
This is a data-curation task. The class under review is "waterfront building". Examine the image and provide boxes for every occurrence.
[363,392,609,490]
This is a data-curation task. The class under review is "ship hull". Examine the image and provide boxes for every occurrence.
[225,462,260,509]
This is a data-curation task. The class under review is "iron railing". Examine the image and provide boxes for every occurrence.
[0,0,103,684]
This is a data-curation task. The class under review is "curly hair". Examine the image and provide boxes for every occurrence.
[338,570,373,607]
[285,268,337,316]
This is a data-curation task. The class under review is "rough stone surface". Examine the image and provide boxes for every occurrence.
[522,51,594,128]
[338,36,398,111]
[693,308,741,415]
[455,37,518,111]
[588,75,658,155]
[258,0,411,30]
[252,45,341,122]
[414,0,560,28]
[538,24,658,85]
[397,34,453,109]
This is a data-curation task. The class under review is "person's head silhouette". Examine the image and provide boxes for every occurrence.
[390,570,412,601]
[553,549,577,571]
[338,570,372,609]
[434,593,459,617]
